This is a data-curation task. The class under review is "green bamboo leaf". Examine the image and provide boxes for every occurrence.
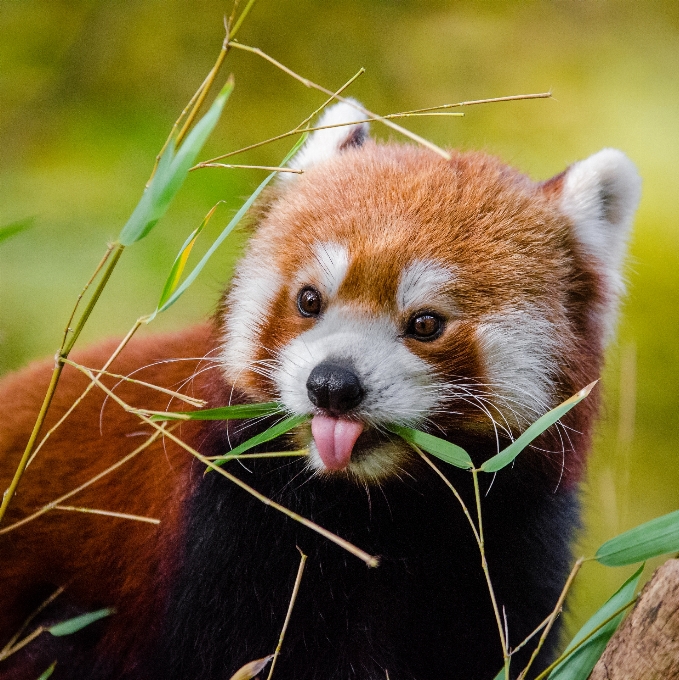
[547,565,642,680]
[0,217,34,244]
[150,402,283,422]
[154,133,308,314]
[118,78,234,246]
[387,424,473,469]
[492,663,510,680]
[481,382,596,473]
[147,201,226,322]
[48,607,115,636]
[156,205,220,309]
[212,414,310,467]
[36,662,57,680]
[596,509,679,566]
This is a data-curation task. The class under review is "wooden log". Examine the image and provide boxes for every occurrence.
[589,558,679,680]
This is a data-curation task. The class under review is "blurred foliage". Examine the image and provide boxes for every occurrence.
[0,0,677,640]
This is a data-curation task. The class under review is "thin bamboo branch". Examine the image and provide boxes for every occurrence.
[1,586,65,657]
[61,358,206,408]
[518,557,585,680]
[229,41,451,160]
[204,449,309,461]
[54,505,160,525]
[193,69,366,167]
[0,243,127,525]
[199,163,304,173]
[193,112,463,169]
[532,597,637,680]
[227,0,259,41]
[195,91,548,168]
[0,626,45,661]
[172,0,257,151]
[60,243,116,350]
[0,362,64,523]
[0,426,170,535]
[394,92,552,116]
[472,468,509,665]
[146,0,258,185]
[266,549,307,680]
[62,244,125,356]
[509,611,552,656]
[76,365,379,568]
[26,317,148,469]
[413,444,480,545]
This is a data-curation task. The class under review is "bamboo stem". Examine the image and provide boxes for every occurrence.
[72,365,380,568]
[413,445,480,544]
[193,68,366,167]
[0,626,45,661]
[0,426,169,535]
[229,41,451,160]
[53,505,160,525]
[26,317,147,470]
[472,468,509,666]
[62,244,125,356]
[266,549,307,680]
[199,163,304,173]
[518,557,585,680]
[532,597,637,680]
[0,586,65,657]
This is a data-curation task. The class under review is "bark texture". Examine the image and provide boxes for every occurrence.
[590,558,679,680]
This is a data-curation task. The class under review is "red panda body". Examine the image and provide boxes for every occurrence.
[0,101,641,679]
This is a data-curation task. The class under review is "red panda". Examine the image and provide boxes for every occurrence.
[0,100,641,680]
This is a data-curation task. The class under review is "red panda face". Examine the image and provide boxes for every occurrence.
[220,101,640,482]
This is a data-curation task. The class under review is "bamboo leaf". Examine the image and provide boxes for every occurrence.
[36,662,57,680]
[118,79,234,245]
[149,402,283,422]
[481,382,596,473]
[0,217,34,244]
[154,133,308,314]
[154,202,224,313]
[387,424,473,469]
[212,414,310,467]
[596,509,679,566]
[492,664,510,680]
[547,565,642,679]
[228,655,273,680]
[48,607,115,636]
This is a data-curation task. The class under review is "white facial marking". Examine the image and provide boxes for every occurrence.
[475,309,559,428]
[295,242,349,299]
[220,252,282,384]
[397,260,457,312]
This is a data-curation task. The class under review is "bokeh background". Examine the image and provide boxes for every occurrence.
[1,0,678,642]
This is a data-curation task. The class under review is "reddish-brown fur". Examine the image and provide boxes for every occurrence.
[0,325,216,672]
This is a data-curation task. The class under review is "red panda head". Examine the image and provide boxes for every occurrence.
[219,100,641,483]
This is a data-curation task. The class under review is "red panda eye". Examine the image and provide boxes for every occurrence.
[406,313,444,341]
[297,286,322,317]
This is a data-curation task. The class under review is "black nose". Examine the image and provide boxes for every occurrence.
[306,362,365,415]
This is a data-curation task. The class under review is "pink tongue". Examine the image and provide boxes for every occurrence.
[311,415,364,470]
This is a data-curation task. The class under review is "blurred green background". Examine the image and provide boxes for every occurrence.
[1,0,677,641]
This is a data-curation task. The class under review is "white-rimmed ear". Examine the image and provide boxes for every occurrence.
[559,149,641,297]
[285,98,369,178]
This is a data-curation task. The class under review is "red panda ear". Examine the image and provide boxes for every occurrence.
[548,148,641,302]
[284,98,370,177]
